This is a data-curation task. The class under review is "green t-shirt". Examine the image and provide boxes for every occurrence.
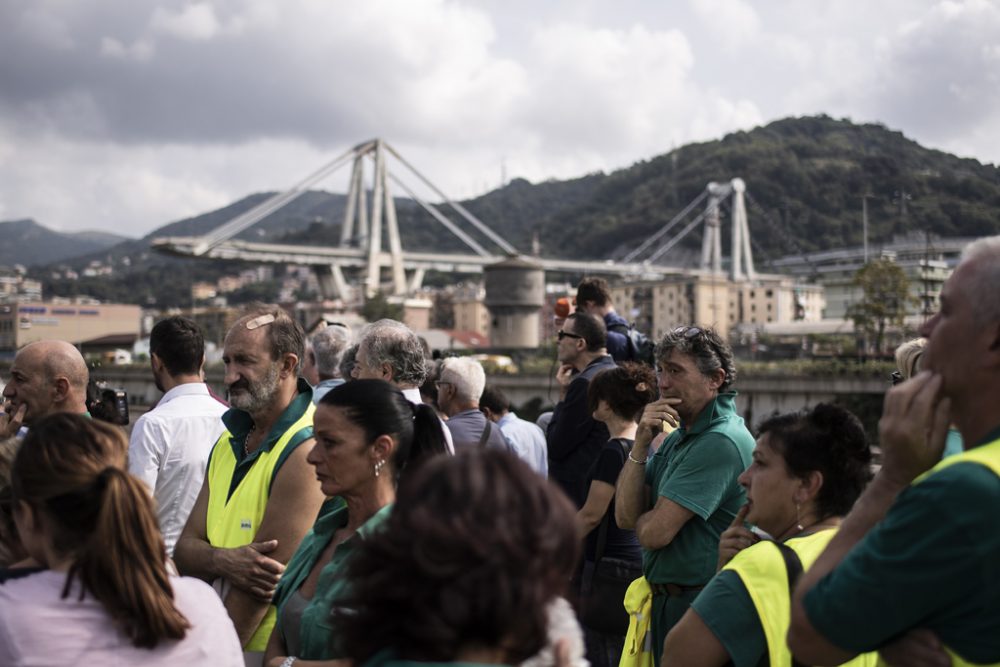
[690,570,767,667]
[643,392,754,585]
[803,462,1000,664]
[274,500,392,660]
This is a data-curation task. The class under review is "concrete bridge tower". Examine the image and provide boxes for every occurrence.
[483,256,544,348]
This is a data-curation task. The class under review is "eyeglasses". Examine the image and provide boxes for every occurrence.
[557,330,584,341]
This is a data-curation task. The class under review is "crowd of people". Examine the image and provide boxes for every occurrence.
[0,235,998,667]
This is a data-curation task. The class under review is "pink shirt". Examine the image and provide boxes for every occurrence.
[0,570,243,666]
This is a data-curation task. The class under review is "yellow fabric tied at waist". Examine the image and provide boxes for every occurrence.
[620,576,654,667]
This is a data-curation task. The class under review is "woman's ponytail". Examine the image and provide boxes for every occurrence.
[13,414,190,648]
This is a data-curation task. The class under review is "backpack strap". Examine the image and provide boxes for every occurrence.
[478,420,493,448]
[774,541,807,667]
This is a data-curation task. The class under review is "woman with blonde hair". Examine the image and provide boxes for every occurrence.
[0,414,242,665]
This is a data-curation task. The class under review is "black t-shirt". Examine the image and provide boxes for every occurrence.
[584,438,642,563]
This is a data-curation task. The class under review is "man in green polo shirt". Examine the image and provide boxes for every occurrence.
[789,236,1000,666]
[617,327,754,667]
[175,306,326,656]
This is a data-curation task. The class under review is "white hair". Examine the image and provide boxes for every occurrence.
[310,325,352,378]
[440,357,486,404]
[960,235,1000,326]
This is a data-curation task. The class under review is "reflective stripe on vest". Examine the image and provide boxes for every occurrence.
[205,402,315,651]
[908,436,1000,667]
[725,530,878,667]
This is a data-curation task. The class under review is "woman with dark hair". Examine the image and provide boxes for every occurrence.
[336,449,582,667]
[578,363,658,667]
[263,379,449,667]
[0,414,242,665]
[662,404,876,667]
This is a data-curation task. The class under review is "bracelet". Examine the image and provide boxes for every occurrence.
[279,657,297,667]
[628,452,647,465]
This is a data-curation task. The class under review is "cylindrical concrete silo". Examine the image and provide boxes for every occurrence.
[483,256,544,348]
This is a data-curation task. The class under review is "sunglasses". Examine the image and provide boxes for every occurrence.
[673,326,705,339]
[889,371,904,386]
[672,326,725,361]
[557,330,584,341]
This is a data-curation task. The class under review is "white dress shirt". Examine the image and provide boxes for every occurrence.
[128,383,227,556]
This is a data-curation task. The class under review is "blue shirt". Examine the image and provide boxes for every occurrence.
[498,411,548,477]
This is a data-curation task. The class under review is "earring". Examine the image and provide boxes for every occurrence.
[374,459,386,478]
[795,502,804,532]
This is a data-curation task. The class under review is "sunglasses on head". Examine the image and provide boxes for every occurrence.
[673,326,706,340]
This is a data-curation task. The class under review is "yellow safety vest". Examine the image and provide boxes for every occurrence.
[620,576,654,667]
[205,403,315,651]
[725,530,878,667]
[903,436,1000,667]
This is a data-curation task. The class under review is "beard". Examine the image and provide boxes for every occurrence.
[228,363,281,413]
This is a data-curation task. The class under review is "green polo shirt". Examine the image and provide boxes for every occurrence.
[643,392,755,585]
[273,500,393,660]
[803,426,1000,665]
[220,378,314,500]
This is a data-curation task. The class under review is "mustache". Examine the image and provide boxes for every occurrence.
[228,380,251,392]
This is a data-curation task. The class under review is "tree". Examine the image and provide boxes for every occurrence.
[846,258,914,355]
[361,291,404,323]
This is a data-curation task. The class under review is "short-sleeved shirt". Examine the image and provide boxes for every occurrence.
[643,392,754,585]
[803,458,1000,664]
[584,438,642,563]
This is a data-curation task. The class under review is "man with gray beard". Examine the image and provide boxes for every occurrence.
[175,305,326,658]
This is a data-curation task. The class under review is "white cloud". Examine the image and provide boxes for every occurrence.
[150,3,220,41]
[0,0,998,236]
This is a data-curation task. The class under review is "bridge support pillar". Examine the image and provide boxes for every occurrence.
[312,264,351,301]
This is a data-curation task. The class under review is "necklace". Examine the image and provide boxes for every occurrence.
[243,424,257,458]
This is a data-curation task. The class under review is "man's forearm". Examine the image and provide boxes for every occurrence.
[173,535,224,582]
[226,587,272,648]
[615,450,648,529]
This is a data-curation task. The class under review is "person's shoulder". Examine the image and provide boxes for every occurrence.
[0,569,60,602]
[913,461,1000,511]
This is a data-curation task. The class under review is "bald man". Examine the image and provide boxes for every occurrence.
[1,340,90,437]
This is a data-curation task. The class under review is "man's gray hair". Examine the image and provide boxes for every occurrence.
[311,325,352,379]
[358,319,427,387]
[440,357,486,404]
[960,235,1000,326]
[655,326,736,392]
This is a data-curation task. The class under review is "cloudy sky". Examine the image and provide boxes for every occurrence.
[1,0,998,237]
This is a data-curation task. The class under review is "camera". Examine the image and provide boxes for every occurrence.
[86,380,130,426]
